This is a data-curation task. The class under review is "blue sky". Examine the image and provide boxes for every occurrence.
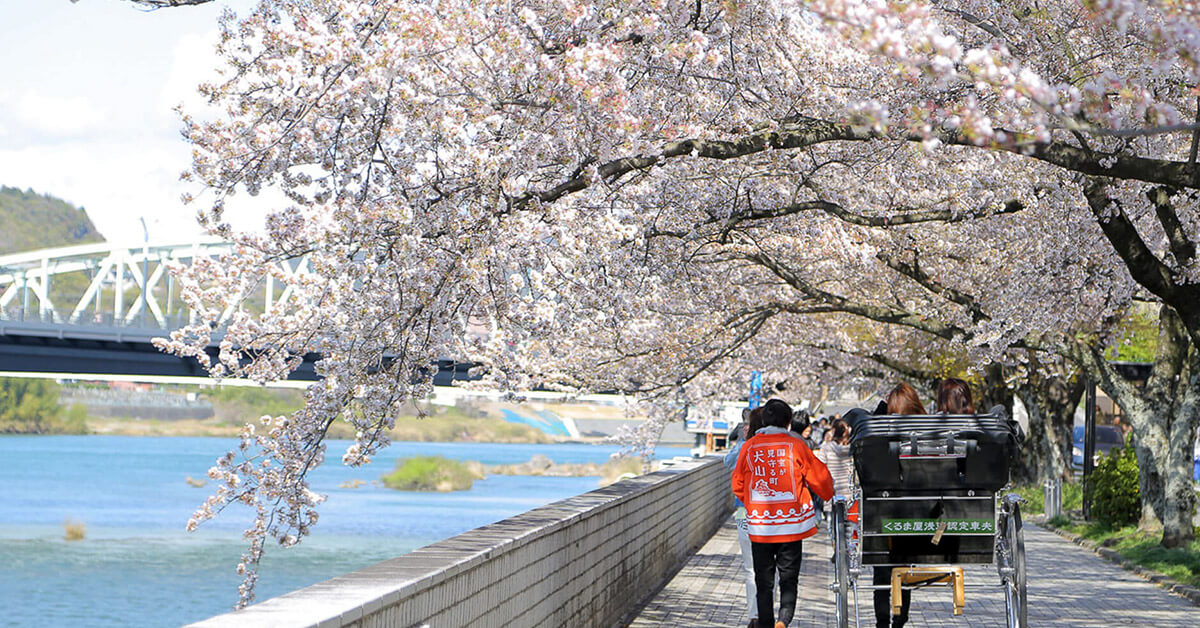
[0,0,257,244]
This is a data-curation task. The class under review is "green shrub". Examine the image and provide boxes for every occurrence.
[1047,514,1071,528]
[60,403,89,434]
[0,378,87,434]
[1087,445,1141,528]
[1012,481,1083,515]
[381,456,483,492]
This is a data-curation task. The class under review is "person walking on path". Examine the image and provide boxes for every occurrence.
[816,418,854,517]
[732,399,834,628]
[724,407,766,628]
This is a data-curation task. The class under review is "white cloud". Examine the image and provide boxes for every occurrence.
[0,0,275,250]
[0,90,107,139]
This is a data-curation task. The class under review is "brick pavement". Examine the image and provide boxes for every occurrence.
[627,518,1200,627]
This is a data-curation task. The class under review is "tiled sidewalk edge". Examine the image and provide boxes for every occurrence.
[1036,516,1200,607]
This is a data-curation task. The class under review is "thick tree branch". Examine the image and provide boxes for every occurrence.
[115,0,214,7]
[935,4,1024,55]
[1062,340,1145,416]
[516,120,870,210]
[648,194,1024,245]
[860,350,940,384]
[1083,178,1200,323]
[518,120,1200,218]
[742,248,966,341]
[789,339,940,386]
[1002,133,1199,188]
[817,198,1025,227]
[1146,186,1197,265]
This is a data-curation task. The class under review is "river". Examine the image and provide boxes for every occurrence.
[0,436,691,627]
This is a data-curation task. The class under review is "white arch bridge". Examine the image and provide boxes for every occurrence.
[0,239,476,383]
[0,239,326,380]
[2,237,287,329]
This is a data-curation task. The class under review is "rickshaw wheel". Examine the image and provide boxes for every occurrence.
[1002,500,1028,628]
[831,499,850,628]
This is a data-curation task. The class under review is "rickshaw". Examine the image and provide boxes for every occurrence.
[828,411,1027,627]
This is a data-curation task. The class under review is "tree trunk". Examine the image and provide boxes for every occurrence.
[1161,339,1199,547]
[977,363,1014,417]
[1014,357,1083,485]
[1011,392,1040,485]
[1083,306,1198,548]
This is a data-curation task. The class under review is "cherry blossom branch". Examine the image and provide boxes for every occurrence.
[1146,186,1197,266]
[742,248,965,342]
[1083,178,1200,330]
[875,250,991,324]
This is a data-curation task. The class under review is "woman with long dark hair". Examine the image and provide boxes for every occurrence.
[936,377,975,414]
[872,382,929,628]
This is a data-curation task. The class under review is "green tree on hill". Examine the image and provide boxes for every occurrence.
[0,186,104,255]
[0,186,106,318]
[0,378,87,434]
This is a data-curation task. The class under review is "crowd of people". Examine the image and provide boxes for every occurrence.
[722,378,978,628]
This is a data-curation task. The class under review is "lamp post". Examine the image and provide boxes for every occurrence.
[1082,379,1097,519]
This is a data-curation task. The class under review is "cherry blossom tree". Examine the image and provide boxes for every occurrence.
[159,0,1200,603]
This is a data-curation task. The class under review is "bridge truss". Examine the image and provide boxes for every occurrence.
[0,238,310,329]
[0,240,482,384]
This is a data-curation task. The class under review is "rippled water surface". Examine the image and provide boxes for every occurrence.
[0,436,689,627]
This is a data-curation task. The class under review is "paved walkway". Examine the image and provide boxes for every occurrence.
[628,518,1200,627]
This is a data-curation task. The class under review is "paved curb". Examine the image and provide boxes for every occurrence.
[1036,516,1200,607]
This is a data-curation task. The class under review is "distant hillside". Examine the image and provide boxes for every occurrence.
[0,186,105,255]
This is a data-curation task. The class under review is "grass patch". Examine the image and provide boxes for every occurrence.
[1047,521,1200,588]
[381,456,484,492]
[599,456,646,487]
[63,518,86,541]
[204,387,304,425]
[87,417,257,437]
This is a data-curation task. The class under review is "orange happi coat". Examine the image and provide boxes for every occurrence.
[731,426,835,543]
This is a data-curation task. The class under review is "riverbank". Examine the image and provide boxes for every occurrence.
[86,413,557,443]
[380,453,647,492]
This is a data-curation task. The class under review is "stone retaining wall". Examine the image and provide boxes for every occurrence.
[190,456,732,628]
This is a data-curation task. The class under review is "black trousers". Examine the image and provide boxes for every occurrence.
[751,540,803,627]
[872,566,911,628]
